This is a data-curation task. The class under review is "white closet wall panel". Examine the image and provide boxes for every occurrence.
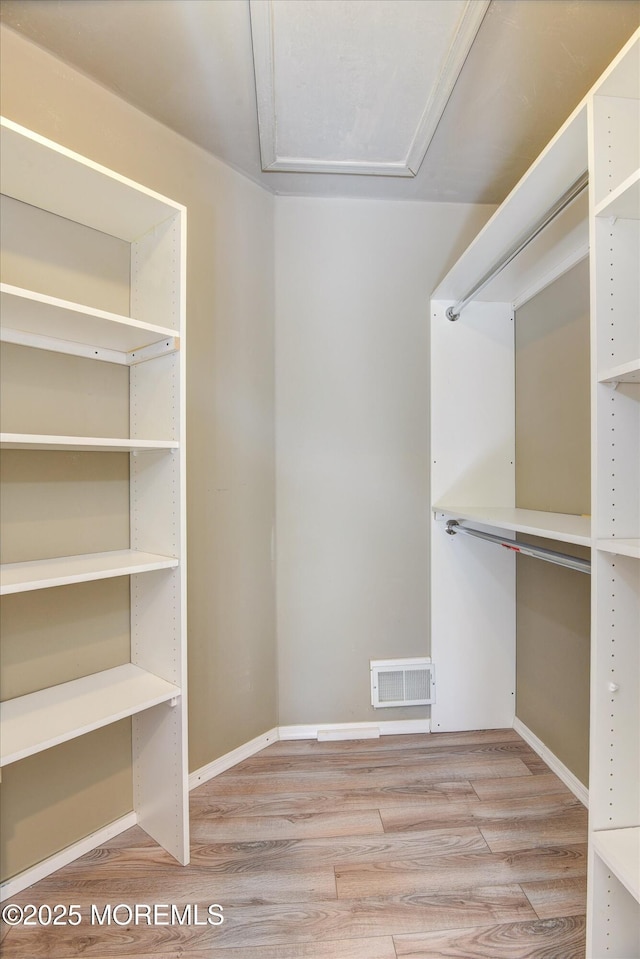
[430,300,515,509]
[431,300,515,730]
[431,518,516,731]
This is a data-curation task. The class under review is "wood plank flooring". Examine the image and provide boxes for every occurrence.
[1,729,588,958]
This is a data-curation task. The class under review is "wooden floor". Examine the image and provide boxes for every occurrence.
[2,729,588,958]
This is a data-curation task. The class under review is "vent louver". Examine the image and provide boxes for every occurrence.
[370,658,435,708]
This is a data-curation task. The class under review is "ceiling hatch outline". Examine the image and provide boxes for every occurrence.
[249,0,490,178]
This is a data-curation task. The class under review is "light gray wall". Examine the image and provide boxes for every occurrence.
[515,257,591,786]
[275,196,495,724]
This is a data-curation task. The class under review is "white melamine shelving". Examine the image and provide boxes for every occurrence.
[0,116,189,880]
[0,433,178,452]
[430,29,640,957]
[593,828,640,903]
[0,283,179,365]
[594,168,640,220]
[433,505,591,547]
[0,664,182,767]
[599,358,640,384]
[0,549,179,595]
[589,40,640,941]
[597,538,640,560]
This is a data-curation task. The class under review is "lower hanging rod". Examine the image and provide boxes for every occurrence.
[445,520,590,574]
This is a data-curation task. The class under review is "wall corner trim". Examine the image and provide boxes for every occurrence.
[513,716,589,807]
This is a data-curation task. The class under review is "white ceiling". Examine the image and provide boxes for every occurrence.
[1,0,638,204]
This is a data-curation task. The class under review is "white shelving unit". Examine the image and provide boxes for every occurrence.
[430,30,639,957]
[0,117,189,872]
[587,33,640,959]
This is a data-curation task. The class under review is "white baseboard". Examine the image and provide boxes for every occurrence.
[189,727,279,790]
[0,812,137,902]
[513,717,589,808]
[278,718,431,741]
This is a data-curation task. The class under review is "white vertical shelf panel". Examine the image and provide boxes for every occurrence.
[431,516,516,731]
[592,96,640,208]
[590,552,640,831]
[589,853,640,958]
[430,300,516,731]
[133,699,189,865]
[594,218,640,373]
[128,150,188,867]
[588,30,640,956]
[430,301,515,509]
[595,382,640,541]
[130,352,180,443]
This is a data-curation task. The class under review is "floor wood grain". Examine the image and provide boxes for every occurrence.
[379,792,583,833]
[1,729,588,958]
[393,915,586,958]
[335,844,587,899]
[521,877,589,919]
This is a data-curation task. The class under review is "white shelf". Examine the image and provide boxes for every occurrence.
[0,549,179,595]
[593,828,640,903]
[599,358,640,384]
[0,117,183,242]
[433,505,591,547]
[595,169,640,220]
[0,664,181,767]
[0,284,179,363]
[0,433,178,452]
[432,103,588,304]
[597,538,640,559]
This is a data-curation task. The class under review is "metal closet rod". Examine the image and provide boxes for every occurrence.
[446,170,589,322]
[445,520,591,574]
